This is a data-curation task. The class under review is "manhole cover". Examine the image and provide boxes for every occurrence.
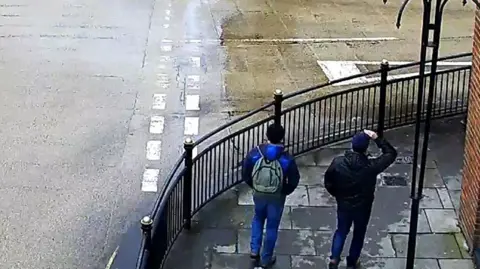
[395,156,413,164]
[381,175,408,186]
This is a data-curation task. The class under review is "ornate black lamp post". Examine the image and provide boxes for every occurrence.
[382,0,478,268]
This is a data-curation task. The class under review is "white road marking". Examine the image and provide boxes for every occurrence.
[163,24,170,28]
[160,45,172,52]
[157,74,170,88]
[222,37,399,43]
[186,75,200,89]
[146,141,162,160]
[184,117,199,135]
[156,82,170,89]
[361,72,421,84]
[158,56,171,69]
[152,94,167,110]
[157,73,169,82]
[186,94,200,110]
[346,60,471,66]
[317,61,368,85]
[187,39,202,44]
[142,169,160,192]
[165,16,170,21]
[150,116,165,134]
[192,146,198,159]
[166,10,171,15]
[161,39,173,43]
[317,59,471,86]
[189,56,201,67]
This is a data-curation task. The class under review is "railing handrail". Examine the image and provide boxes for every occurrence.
[135,52,472,269]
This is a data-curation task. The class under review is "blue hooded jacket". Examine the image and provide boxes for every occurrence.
[242,143,300,199]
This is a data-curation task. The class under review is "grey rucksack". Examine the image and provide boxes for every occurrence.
[251,146,284,193]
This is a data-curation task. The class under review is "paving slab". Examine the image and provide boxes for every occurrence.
[298,166,328,186]
[210,253,291,269]
[306,185,336,207]
[392,234,462,259]
[360,258,440,269]
[438,259,475,269]
[437,188,455,209]
[420,188,444,209]
[291,207,336,231]
[425,209,461,233]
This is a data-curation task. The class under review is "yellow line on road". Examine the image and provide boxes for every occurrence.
[105,246,119,269]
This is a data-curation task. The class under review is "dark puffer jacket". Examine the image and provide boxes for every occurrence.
[324,138,397,211]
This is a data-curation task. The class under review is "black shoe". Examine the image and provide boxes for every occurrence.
[346,260,361,269]
[249,252,259,261]
[328,261,339,269]
[260,256,276,268]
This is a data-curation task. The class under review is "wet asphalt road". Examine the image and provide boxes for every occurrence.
[0,0,475,268]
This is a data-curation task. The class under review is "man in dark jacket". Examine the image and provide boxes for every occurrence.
[242,124,300,268]
[324,129,397,269]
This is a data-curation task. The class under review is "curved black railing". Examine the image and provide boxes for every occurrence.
[136,53,472,269]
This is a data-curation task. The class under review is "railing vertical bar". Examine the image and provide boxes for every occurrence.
[444,72,450,114]
[287,111,293,147]
[453,70,460,113]
[213,145,218,196]
[400,80,405,123]
[302,105,307,152]
[343,93,349,134]
[348,91,353,135]
[374,86,378,129]
[394,82,399,126]
[339,92,344,135]
[312,102,317,148]
[203,151,208,205]
[434,73,442,116]
[310,103,315,150]
[193,161,198,210]
[354,91,359,132]
[323,99,328,144]
[366,87,371,129]
[461,69,467,109]
[332,96,338,141]
[386,83,391,127]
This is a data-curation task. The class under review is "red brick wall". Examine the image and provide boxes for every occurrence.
[459,8,480,251]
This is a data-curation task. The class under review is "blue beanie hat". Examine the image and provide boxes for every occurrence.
[351,132,370,152]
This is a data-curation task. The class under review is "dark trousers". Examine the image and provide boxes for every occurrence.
[330,206,372,265]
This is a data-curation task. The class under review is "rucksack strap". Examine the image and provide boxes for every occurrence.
[256,145,283,162]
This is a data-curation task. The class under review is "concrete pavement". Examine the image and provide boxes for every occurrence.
[164,117,473,269]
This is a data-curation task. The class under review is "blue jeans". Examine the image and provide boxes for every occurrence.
[330,206,372,265]
[250,196,285,264]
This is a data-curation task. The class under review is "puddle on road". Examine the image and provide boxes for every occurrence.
[219,11,329,115]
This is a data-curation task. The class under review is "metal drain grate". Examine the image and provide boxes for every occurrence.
[395,155,413,164]
[381,174,408,186]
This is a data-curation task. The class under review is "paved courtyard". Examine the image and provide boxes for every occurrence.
[164,116,473,269]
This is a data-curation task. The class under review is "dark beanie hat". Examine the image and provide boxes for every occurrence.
[351,132,370,152]
[266,124,285,144]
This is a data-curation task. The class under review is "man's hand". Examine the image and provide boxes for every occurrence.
[364,129,378,140]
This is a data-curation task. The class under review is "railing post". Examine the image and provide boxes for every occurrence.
[140,215,153,249]
[274,89,283,127]
[183,137,194,230]
[378,59,389,137]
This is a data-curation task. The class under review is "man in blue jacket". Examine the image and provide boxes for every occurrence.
[242,123,300,268]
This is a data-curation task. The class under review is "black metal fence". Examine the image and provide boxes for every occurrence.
[135,53,471,269]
